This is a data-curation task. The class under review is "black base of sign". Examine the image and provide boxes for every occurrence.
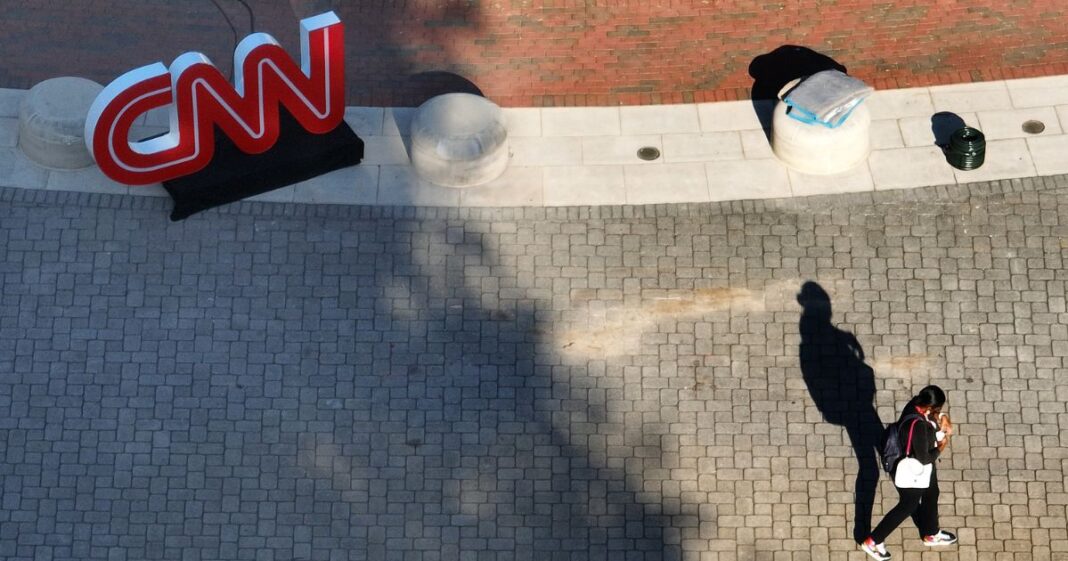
[161,111,364,221]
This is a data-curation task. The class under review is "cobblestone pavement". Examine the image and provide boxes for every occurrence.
[2,178,1068,561]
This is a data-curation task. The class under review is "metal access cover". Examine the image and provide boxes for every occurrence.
[1022,120,1045,134]
[637,146,661,161]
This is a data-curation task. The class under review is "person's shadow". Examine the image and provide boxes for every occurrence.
[797,282,884,544]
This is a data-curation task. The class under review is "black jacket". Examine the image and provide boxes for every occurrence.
[898,402,941,465]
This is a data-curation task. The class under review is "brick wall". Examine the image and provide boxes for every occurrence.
[1,1,1066,107]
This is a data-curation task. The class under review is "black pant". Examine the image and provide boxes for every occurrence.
[870,468,939,543]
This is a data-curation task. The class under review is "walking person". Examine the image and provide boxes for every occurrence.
[862,385,957,560]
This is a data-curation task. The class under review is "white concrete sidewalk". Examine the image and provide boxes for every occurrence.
[2,75,1068,207]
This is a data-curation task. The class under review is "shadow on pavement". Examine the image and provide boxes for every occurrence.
[0,2,675,557]
[0,201,676,559]
[796,281,883,544]
[931,111,967,148]
[342,220,672,558]
[403,71,485,106]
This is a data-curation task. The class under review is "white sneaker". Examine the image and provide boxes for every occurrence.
[861,538,891,560]
[923,530,957,546]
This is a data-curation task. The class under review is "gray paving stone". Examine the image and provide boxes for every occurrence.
[1,177,1067,560]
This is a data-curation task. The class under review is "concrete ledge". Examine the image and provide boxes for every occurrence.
[17,77,102,169]
[0,75,1066,206]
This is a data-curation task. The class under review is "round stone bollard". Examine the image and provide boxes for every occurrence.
[409,93,509,188]
[771,78,871,175]
[18,77,104,169]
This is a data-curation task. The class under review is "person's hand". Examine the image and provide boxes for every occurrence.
[939,413,953,436]
[937,414,952,452]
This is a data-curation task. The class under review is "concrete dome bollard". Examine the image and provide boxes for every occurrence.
[18,77,104,169]
[409,93,509,188]
[771,78,871,175]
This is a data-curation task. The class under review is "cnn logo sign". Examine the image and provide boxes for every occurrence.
[85,12,345,186]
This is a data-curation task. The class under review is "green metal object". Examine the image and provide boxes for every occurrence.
[945,127,985,171]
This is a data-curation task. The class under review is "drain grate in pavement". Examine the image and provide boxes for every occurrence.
[637,146,661,161]
[1022,119,1046,134]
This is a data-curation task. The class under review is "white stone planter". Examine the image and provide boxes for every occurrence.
[771,79,871,175]
[410,93,509,188]
[18,77,103,169]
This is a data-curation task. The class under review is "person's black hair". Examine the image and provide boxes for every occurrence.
[914,385,946,408]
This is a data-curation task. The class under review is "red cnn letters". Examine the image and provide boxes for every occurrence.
[85,12,345,186]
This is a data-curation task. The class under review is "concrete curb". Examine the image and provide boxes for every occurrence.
[1,75,1067,208]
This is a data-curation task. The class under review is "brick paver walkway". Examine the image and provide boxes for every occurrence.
[2,178,1068,560]
[2,1,1068,106]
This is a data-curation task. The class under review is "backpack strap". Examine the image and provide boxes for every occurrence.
[904,417,921,457]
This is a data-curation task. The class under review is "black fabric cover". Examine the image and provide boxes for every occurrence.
[162,109,364,221]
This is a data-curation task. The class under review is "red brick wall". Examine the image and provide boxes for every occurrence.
[1,1,1067,107]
